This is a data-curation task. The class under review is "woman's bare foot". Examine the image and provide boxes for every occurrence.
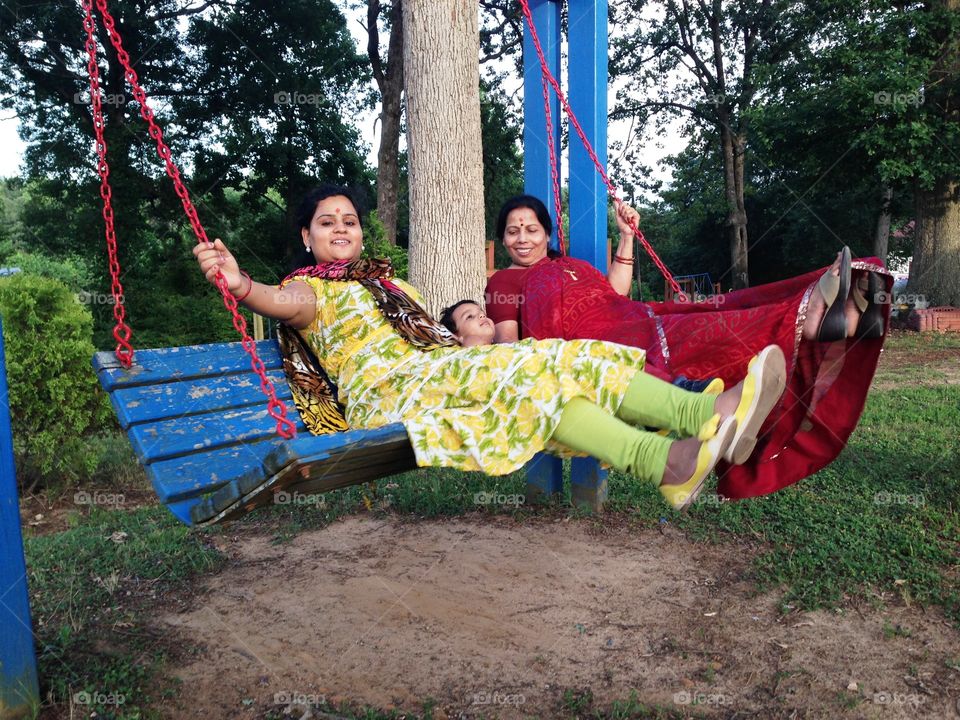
[714,381,743,418]
[660,437,699,485]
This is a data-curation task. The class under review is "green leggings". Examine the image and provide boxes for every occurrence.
[548,372,717,485]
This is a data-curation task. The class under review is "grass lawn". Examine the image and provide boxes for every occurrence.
[21,330,960,719]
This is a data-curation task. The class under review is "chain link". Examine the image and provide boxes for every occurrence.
[81,0,296,438]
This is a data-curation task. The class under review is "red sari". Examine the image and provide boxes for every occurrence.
[484,256,891,499]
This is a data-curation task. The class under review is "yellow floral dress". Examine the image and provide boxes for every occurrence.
[288,275,648,475]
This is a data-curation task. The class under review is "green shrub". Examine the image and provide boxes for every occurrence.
[0,273,111,488]
[2,249,96,292]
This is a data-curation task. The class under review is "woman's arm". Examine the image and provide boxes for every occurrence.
[485,269,524,343]
[607,204,640,297]
[493,321,519,343]
[193,239,317,329]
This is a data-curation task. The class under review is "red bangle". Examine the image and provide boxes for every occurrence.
[234,271,253,302]
[613,255,634,265]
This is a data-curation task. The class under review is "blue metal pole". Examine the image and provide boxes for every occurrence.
[522,0,563,249]
[0,317,40,719]
[566,0,610,510]
[567,0,609,272]
[522,0,564,497]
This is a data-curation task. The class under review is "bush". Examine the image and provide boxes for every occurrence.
[0,273,112,488]
[2,249,96,292]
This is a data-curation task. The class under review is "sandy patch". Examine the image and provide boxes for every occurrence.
[158,515,960,719]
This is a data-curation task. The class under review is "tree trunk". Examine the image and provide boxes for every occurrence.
[370,0,405,246]
[908,178,960,306]
[873,185,893,261]
[402,0,486,315]
[720,119,749,289]
[907,0,959,305]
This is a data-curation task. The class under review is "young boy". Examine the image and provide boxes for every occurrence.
[440,300,497,346]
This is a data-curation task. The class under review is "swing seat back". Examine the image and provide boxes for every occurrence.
[93,340,416,526]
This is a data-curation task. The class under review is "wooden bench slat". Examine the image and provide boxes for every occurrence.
[262,424,413,475]
[109,369,292,428]
[129,405,305,464]
[147,436,292,504]
[94,339,425,527]
[94,340,281,391]
[191,445,418,526]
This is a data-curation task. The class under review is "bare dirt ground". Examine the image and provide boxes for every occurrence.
[158,515,960,719]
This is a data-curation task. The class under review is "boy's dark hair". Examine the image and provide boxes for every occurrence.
[439,299,478,334]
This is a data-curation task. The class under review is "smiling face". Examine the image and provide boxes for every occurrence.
[451,302,496,346]
[301,195,363,263]
[502,207,549,267]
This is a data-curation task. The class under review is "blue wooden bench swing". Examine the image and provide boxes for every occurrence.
[91,0,641,528]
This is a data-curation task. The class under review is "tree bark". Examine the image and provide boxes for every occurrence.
[873,185,893,261]
[909,178,960,306]
[402,0,486,315]
[369,0,405,246]
[720,118,749,289]
[907,0,959,305]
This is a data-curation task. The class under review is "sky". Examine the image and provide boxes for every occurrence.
[0,4,685,189]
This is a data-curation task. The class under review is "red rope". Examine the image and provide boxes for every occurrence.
[540,75,566,255]
[518,0,685,300]
[81,0,296,439]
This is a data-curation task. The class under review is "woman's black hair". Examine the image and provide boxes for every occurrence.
[295,184,366,231]
[494,195,553,241]
[439,299,478,334]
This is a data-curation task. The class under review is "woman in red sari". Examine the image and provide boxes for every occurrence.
[484,195,891,500]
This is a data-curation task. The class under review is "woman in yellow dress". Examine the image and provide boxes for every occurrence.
[194,186,786,510]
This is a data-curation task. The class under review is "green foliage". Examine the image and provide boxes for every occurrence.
[1,249,96,291]
[480,81,523,240]
[180,0,374,247]
[364,209,409,280]
[0,273,111,486]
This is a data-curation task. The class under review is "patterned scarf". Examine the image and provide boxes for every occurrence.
[278,257,458,435]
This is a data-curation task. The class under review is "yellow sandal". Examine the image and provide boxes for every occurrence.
[659,416,737,511]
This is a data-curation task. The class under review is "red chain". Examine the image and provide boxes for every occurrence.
[540,75,566,255]
[518,0,686,301]
[82,1,133,366]
[81,0,296,439]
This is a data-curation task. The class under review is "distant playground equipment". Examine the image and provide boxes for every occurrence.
[664,273,722,303]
